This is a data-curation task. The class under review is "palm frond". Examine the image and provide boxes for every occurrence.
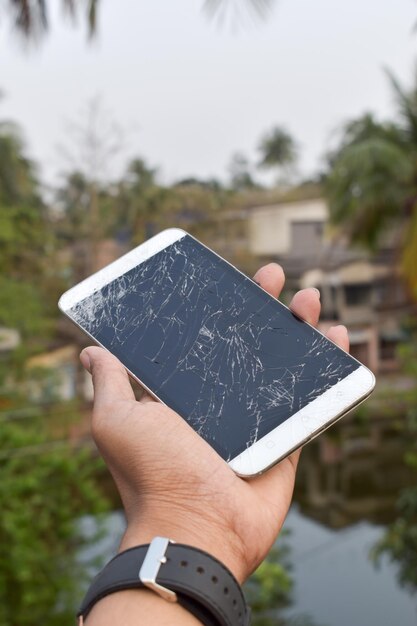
[62,0,76,19]
[87,0,99,39]
[326,137,412,248]
[258,126,297,169]
[204,0,275,27]
[7,0,48,38]
[204,0,274,18]
[3,0,99,41]
[327,112,407,167]
[385,67,417,145]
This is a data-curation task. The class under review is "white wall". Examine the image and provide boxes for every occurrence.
[248,199,328,256]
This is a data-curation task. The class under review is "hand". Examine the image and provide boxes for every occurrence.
[80,263,349,583]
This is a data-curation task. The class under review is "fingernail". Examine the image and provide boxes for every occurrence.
[338,325,348,335]
[253,264,270,280]
[311,288,320,299]
[80,349,91,373]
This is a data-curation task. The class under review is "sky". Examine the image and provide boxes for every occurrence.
[1,0,417,188]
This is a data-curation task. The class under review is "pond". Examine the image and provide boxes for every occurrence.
[283,506,416,626]
[81,410,417,626]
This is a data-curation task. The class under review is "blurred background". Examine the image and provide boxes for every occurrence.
[1,1,417,624]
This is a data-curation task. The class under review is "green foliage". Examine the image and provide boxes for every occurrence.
[245,544,292,624]
[55,171,91,239]
[326,136,412,248]
[3,0,100,41]
[0,277,48,340]
[372,336,417,591]
[229,152,258,191]
[0,122,40,207]
[245,539,324,626]
[0,120,62,356]
[6,0,275,42]
[372,486,417,591]
[0,114,110,625]
[326,72,417,295]
[0,400,110,626]
[258,126,298,171]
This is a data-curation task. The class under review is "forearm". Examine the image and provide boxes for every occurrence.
[84,588,202,626]
[119,507,248,583]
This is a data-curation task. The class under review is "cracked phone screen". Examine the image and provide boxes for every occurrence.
[68,234,360,461]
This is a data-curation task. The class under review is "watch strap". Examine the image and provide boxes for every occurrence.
[78,539,250,626]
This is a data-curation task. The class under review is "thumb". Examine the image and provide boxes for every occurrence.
[80,346,135,408]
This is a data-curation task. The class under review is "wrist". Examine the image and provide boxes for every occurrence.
[80,538,250,626]
[85,589,202,626]
[119,510,249,583]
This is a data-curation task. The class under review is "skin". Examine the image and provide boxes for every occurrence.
[79,263,349,625]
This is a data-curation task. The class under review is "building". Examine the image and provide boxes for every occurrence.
[245,197,412,374]
[177,192,410,375]
[52,194,412,383]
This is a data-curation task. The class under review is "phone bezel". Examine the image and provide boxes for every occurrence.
[59,228,376,478]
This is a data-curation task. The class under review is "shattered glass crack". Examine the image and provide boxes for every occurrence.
[69,235,359,461]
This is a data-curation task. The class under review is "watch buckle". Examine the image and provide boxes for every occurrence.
[139,536,177,602]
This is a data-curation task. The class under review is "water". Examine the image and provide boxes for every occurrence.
[283,506,417,626]
[82,411,417,625]
[82,505,416,626]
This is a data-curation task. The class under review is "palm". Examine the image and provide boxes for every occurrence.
[6,1,276,41]
[326,70,417,295]
[4,0,99,39]
[91,363,299,581]
[83,263,349,581]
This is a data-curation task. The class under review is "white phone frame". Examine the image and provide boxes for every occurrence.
[59,228,375,478]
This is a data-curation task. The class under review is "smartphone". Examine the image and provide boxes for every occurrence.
[59,228,375,477]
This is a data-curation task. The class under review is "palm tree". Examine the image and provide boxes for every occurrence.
[3,0,99,40]
[325,70,417,296]
[0,120,40,206]
[258,126,298,181]
[4,0,275,40]
[0,120,50,279]
[228,152,258,191]
[204,0,275,26]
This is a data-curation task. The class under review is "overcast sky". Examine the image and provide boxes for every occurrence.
[1,0,416,187]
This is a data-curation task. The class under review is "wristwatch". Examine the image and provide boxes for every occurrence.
[78,537,251,626]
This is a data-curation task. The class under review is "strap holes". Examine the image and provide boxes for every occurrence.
[211,575,218,583]
[197,566,204,574]
[180,560,188,567]
[233,599,237,607]
[224,587,229,595]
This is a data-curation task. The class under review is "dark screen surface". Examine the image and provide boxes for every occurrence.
[69,234,359,460]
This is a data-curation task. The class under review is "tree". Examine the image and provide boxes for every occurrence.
[326,68,417,595]
[56,97,124,274]
[109,156,174,245]
[228,151,258,191]
[204,0,275,29]
[0,110,111,624]
[0,402,110,626]
[0,121,40,207]
[0,119,58,355]
[372,338,417,592]
[56,170,90,239]
[258,126,298,182]
[4,1,277,41]
[2,0,100,41]
[325,70,417,296]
